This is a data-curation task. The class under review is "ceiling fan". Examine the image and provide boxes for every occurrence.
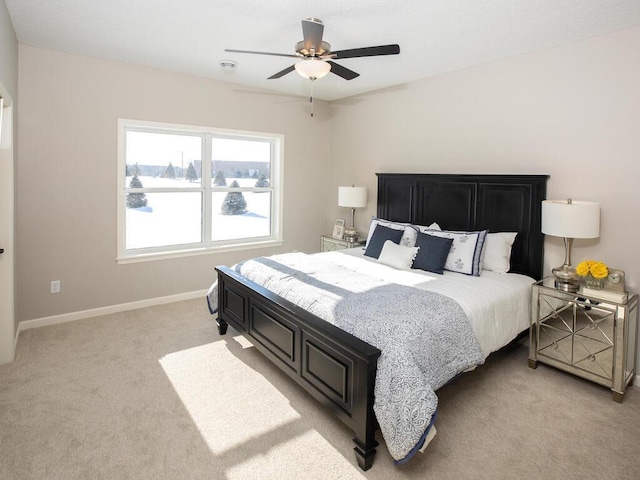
[225,18,400,81]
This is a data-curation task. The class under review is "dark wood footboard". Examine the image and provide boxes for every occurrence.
[215,265,382,470]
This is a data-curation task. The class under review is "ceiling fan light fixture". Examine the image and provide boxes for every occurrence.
[295,58,331,80]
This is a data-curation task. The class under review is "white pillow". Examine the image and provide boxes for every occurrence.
[377,240,419,270]
[414,222,441,232]
[422,229,488,276]
[365,218,418,247]
[482,232,517,274]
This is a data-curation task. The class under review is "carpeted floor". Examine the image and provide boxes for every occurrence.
[1,298,639,479]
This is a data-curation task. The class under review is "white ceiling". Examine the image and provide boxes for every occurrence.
[6,0,640,101]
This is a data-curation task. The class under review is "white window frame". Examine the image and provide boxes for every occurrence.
[117,119,284,264]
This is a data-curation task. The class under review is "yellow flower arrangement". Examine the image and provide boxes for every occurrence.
[576,260,609,279]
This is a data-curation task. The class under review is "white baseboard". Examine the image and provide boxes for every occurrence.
[17,289,209,335]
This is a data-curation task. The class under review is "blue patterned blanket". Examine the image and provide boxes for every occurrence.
[207,253,484,463]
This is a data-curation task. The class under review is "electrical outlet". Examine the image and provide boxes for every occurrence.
[50,280,60,294]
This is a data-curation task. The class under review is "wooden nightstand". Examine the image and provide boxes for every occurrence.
[529,277,639,402]
[320,235,364,252]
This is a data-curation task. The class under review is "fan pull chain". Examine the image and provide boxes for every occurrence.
[309,79,315,117]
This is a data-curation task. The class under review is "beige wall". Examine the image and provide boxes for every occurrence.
[327,26,640,292]
[327,26,640,371]
[15,25,640,375]
[17,45,330,322]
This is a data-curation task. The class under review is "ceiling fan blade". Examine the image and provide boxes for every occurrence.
[301,18,324,53]
[326,61,359,81]
[225,48,298,59]
[331,44,400,59]
[267,65,296,79]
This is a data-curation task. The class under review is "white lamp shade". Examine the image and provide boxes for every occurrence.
[541,199,600,239]
[338,186,368,208]
[295,59,331,80]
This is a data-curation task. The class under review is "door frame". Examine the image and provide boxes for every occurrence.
[0,81,15,364]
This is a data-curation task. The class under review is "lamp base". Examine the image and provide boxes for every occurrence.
[344,227,358,243]
[552,264,580,293]
[553,279,579,293]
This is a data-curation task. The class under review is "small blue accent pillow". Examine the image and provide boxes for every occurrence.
[364,224,404,259]
[411,232,454,274]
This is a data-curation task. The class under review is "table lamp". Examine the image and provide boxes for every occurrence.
[541,198,600,292]
[338,186,368,243]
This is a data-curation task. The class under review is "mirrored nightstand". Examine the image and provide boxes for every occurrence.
[320,235,364,252]
[529,277,639,402]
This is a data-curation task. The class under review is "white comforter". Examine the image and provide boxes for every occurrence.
[318,248,534,358]
[207,248,534,463]
[211,253,485,463]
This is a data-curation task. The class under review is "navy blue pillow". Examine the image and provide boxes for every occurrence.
[411,232,454,274]
[364,225,404,259]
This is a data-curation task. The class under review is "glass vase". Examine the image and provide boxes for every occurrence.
[584,275,604,289]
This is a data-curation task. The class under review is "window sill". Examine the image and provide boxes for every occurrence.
[116,239,284,265]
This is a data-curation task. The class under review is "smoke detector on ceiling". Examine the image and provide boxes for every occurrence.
[219,59,238,73]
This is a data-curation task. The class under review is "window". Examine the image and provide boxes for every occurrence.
[117,119,283,262]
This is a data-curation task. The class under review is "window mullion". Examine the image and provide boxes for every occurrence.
[203,134,213,244]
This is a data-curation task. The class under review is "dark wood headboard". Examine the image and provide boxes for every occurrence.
[376,173,549,280]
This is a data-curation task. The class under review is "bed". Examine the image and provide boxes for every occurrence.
[209,173,548,470]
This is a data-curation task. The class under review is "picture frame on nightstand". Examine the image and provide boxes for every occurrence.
[332,219,345,240]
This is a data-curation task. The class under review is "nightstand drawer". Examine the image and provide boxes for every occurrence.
[537,304,614,380]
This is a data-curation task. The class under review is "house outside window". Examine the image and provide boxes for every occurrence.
[117,119,283,263]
